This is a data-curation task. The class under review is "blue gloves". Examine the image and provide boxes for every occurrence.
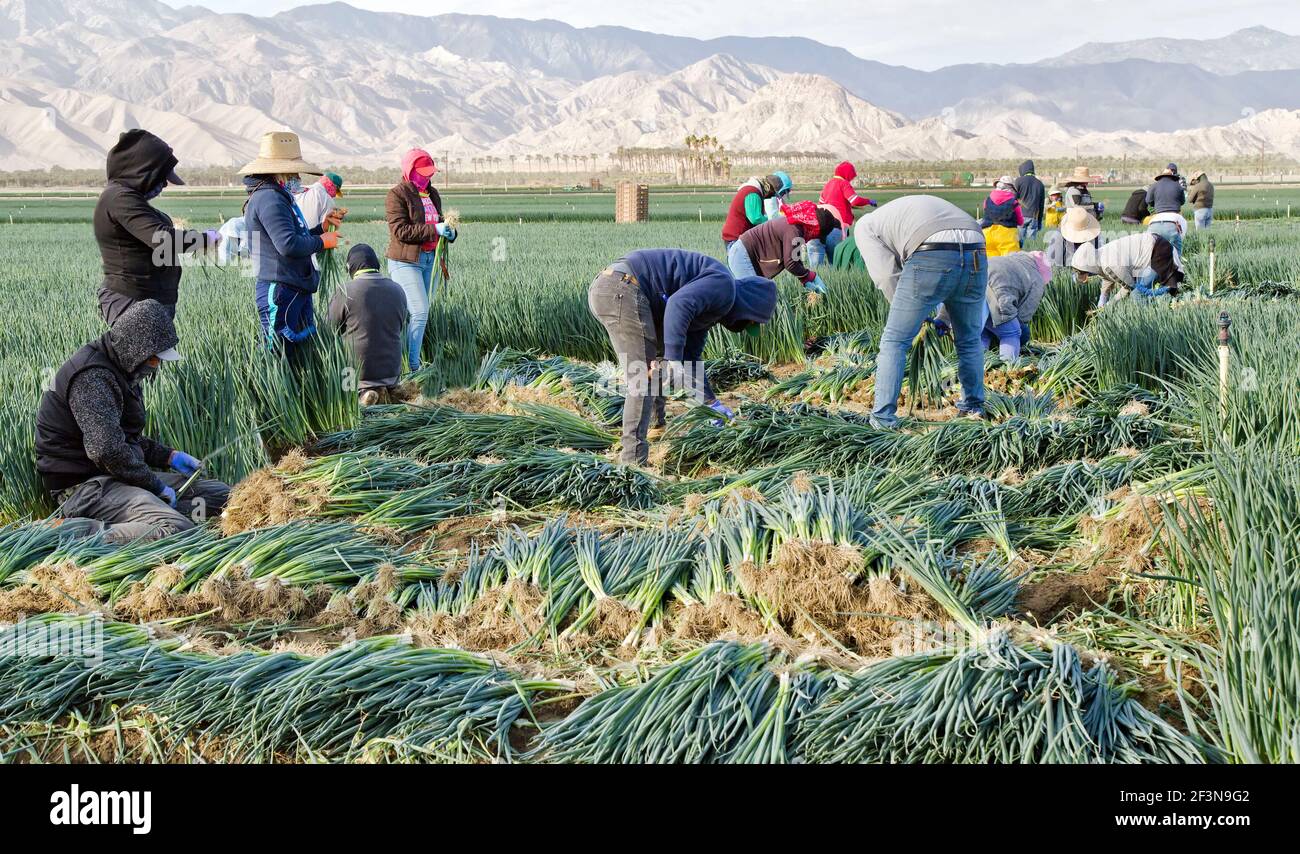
[169,451,201,476]
[805,275,827,295]
[436,223,457,242]
[707,399,734,427]
[929,317,951,337]
[282,324,317,344]
[160,485,178,508]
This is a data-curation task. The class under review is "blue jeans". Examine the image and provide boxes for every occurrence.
[981,307,1023,361]
[727,240,758,278]
[872,249,988,427]
[388,251,439,371]
[1147,221,1182,255]
[256,280,315,360]
[1018,218,1041,245]
[1194,208,1213,229]
[806,239,827,267]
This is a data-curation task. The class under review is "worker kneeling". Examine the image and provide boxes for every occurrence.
[939,252,1051,361]
[36,300,230,543]
[588,250,777,466]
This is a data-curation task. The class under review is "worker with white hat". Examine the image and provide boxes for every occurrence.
[1047,207,1103,268]
[34,300,230,543]
[1071,232,1184,308]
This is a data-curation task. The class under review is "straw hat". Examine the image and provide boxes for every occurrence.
[1047,184,1062,196]
[238,131,322,176]
[1059,207,1101,243]
[1062,166,1092,185]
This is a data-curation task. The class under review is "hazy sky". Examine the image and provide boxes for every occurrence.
[164,0,1300,69]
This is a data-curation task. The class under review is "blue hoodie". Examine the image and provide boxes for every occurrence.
[622,249,777,367]
[243,176,325,292]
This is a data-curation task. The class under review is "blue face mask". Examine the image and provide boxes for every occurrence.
[144,184,164,200]
[284,177,303,194]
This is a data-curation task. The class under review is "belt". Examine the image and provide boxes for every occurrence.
[914,242,986,253]
[601,267,639,286]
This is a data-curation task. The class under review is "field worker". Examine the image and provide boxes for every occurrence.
[1120,187,1152,225]
[295,172,345,230]
[854,195,989,428]
[819,161,877,234]
[1188,171,1215,229]
[328,244,410,407]
[1047,207,1102,268]
[1147,209,1188,255]
[1014,160,1046,243]
[1167,162,1188,192]
[93,129,220,325]
[587,249,777,466]
[976,252,1052,361]
[386,148,456,372]
[729,201,828,294]
[1071,232,1184,308]
[1061,167,1104,219]
[239,131,343,361]
[1145,166,1186,216]
[35,300,230,544]
[805,205,847,267]
[294,171,347,271]
[722,173,785,249]
[979,176,1024,257]
[1043,186,1065,229]
[762,171,794,219]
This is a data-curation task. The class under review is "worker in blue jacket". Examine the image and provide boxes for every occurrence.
[587,249,777,465]
[238,132,344,362]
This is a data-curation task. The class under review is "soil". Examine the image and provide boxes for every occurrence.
[1018,564,1114,624]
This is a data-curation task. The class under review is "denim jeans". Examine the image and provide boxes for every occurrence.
[256,280,316,363]
[805,239,827,268]
[872,248,988,427]
[1018,218,1041,246]
[981,307,1023,361]
[588,272,659,465]
[1194,208,1213,229]
[388,251,439,371]
[1147,221,1182,255]
[727,240,758,278]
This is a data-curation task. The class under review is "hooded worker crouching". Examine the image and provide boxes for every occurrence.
[35,300,230,543]
[587,250,777,466]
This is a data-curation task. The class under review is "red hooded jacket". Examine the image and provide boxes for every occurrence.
[819,161,873,228]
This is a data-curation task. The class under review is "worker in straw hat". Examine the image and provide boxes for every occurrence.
[1060,166,1104,219]
[239,131,345,362]
[1072,231,1184,308]
[1047,207,1102,268]
[978,176,1024,257]
[35,300,231,543]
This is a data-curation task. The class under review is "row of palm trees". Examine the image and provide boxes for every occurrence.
[465,153,605,173]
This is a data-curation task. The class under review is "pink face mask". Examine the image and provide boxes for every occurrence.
[411,171,431,190]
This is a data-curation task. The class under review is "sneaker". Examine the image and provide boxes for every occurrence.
[961,408,987,421]
[359,390,380,407]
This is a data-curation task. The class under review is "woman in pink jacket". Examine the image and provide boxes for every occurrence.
[818,161,876,257]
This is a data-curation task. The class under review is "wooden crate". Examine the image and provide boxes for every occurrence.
[615,182,650,223]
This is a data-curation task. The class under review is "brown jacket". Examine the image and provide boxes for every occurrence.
[1187,176,1215,209]
[738,217,814,283]
[385,182,443,263]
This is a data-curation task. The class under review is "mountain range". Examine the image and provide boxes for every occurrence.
[2,0,1299,171]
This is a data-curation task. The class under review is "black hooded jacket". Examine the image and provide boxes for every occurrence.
[1014,160,1046,223]
[93,130,211,305]
[35,300,180,495]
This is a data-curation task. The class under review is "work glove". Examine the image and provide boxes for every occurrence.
[929,317,951,337]
[159,485,178,508]
[436,223,458,243]
[204,229,221,246]
[805,275,828,295]
[320,232,342,250]
[169,451,201,476]
[866,199,879,207]
[707,399,734,427]
[282,324,317,344]
[324,209,345,230]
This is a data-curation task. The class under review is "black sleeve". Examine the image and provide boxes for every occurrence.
[67,370,167,494]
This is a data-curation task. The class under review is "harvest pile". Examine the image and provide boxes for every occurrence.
[1,211,1298,763]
